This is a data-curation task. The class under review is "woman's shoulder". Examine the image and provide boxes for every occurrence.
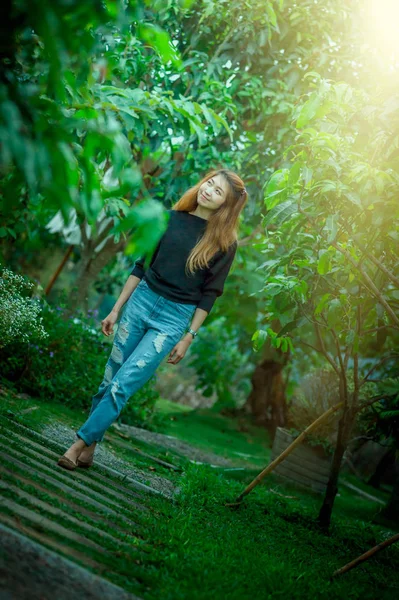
[168,208,185,218]
[210,239,238,264]
[224,238,238,253]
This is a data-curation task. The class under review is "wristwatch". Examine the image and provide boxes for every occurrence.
[187,327,198,339]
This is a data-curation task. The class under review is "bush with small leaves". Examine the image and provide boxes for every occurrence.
[0,289,161,429]
[0,266,49,349]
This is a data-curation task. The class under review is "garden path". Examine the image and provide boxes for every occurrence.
[0,415,182,599]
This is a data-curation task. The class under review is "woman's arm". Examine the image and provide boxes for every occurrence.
[101,275,141,337]
[180,307,209,345]
[167,307,209,364]
[111,275,141,315]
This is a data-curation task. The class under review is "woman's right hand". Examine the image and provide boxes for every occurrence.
[101,310,119,336]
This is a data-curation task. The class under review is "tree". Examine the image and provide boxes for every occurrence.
[254,74,399,527]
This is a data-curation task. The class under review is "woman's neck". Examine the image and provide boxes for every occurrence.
[189,206,211,220]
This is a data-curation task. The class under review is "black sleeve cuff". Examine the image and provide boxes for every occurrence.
[197,293,217,314]
[130,265,144,279]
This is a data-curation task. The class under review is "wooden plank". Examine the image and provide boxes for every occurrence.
[271,446,331,477]
[8,430,166,500]
[272,471,326,493]
[272,437,332,466]
[0,514,106,570]
[273,462,328,489]
[0,464,140,535]
[0,498,106,552]
[1,417,173,498]
[0,480,142,551]
[0,442,149,514]
[0,452,139,525]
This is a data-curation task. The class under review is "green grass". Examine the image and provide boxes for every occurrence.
[136,464,399,600]
[155,398,193,413]
[0,390,88,432]
[1,390,272,468]
[3,451,399,600]
[154,400,272,467]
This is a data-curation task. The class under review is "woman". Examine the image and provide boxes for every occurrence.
[57,168,247,470]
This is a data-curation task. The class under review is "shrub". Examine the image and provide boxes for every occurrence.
[287,367,378,455]
[187,316,253,410]
[287,367,340,453]
[0,266,48,349]
[0,288,161,429]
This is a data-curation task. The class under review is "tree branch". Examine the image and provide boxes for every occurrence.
[359,354,399,387]
[238,224,263,247]
[354,393,397,413]
[297,206,399,328]
[350,237,399,289]
[314,320,340,377]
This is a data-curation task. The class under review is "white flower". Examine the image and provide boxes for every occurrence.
[0,267,49,349]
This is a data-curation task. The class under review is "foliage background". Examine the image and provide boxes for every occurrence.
[1,1,398,487]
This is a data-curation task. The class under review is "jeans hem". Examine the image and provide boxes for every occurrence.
[76,431,91,446]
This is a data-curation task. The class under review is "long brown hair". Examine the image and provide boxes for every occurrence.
[171,169,248,275]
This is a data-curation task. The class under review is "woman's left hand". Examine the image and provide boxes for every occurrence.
[167,339,191,365]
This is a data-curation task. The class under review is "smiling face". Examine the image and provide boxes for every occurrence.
[197,174,229,212]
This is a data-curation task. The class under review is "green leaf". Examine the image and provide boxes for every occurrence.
[315,293,331,315]
[252,329,268,352]
[325,214,339,243]
[317,251,331,275]
[263,200,297,227]
[6,228,17,239]
[288,162,301,187]
[266,4,278,28]
[278,320,300,336]
[137,23,182,68]
[345,191,362,208]
[327,298,342,327]
[122,200,169,256]
[199,104,220,135]
[296,93,323,128]
[265,169,289,209]
[302,167,313,185]
[303,71,322,81]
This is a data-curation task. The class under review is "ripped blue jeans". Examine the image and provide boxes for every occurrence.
[76,278,196,445]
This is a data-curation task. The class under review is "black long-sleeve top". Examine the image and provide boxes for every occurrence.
[130,209,237,314]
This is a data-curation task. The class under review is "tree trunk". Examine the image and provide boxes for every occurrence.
[45,245,74,296]
[68,236,127,314]
[318,407,355,528]
[245,348,289,438]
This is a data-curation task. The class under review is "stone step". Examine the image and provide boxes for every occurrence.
[0,523,142,600]
[0,497,106,553]
[0,479,144,553]
[0,434,150,513]
[0,416,163,599]
[0,498,148,589]
[8,429,169,506]
[1,416,171,499]
[0,463,141,536]
[0,440,148,516]
[0,450,141,524]
[0,517,107,572]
